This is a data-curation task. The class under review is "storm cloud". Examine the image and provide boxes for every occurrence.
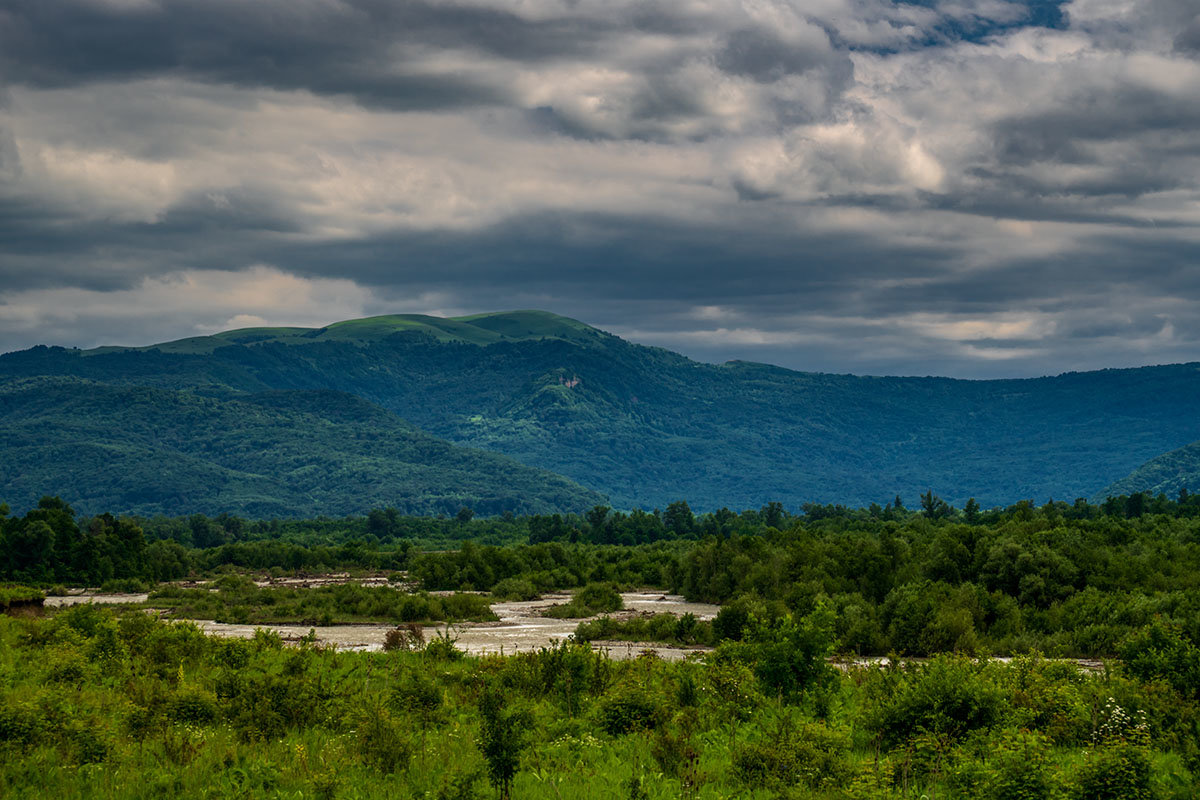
[1,0,1198,378]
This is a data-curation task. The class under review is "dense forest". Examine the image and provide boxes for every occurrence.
[6,310,1200,511]
[0,377,603,517]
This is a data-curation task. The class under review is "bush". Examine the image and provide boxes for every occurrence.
[544,582,623,618]
[865,657,1007,749]
[166,688,219,725]
[383,623,425,652]
[424,628,463,661]
[1074,741,1153,800]
[597,690,661,735]
[732,718,852,791]
[0,703,43,748]
[1120,619,1200,701]
[356,708,413,774]
[978,733,1057,800]
[99,577,148,593]
[491,578,539,601]
[721,604,838,701]
[712,603,750,642]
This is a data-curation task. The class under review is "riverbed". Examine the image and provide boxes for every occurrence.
[46,588,720,660]
[189,591,719,660]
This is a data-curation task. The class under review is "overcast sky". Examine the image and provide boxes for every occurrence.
[1,0,1198,377]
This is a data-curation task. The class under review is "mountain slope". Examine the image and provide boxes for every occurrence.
[5,310,1200,511]
[0,377,604,517]
[1097,441,1200,500]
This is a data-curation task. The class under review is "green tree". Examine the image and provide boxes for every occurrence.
[663,500,695,536]
[920,490,951,520]
[476,685,530,799]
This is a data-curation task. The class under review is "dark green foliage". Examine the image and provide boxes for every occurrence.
[955,733,1058,800]
[597,689,661,735]
[1120,618,1200,700]
[1074,741,1153,800]
[544,582,623,618]
[147,580,497,625]
[165,689,219,725]
[0,585,43,611]
[719,605,838,700]
[356,707,414,774]
[574,612,715,647]
[865,657,1007,748]
[732,717,852,791]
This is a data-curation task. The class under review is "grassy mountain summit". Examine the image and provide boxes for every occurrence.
[1097,440,1200,501]
[5,310,1200,512]
[0,376,604,517]
[87,310,609,355]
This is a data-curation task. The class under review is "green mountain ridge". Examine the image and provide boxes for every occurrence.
[5,309,1200,513]
[86,310,608,355]
[0,376,604,517]
[1097,440,1200,500]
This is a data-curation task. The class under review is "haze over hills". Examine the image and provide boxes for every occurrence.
[4,309,1200,515]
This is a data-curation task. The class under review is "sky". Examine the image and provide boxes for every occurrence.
[1,0,1198,378]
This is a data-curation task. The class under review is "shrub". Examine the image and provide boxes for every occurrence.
[166,688,219,725]
[720,603,838,701]
[865,657,1006,749]
[99,577,148,593]
[491,578,539,601]
[650,712,700,779]
[597,690,661,735]
[712,603,750,642]
[356,707,413,774]
[732,718,852,791]
[1120,618,1200,701]
[1074,741,1153,800]
[544,583,623,618]
[384,623,426,652]
[0,703,43,748]
[424,628,463,661]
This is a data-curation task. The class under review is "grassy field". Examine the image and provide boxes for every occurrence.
[1,603,1196,799]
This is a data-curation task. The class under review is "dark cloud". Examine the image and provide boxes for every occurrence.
[993,87,1200,165]
[0,0,583,109]
[1177,16,1200,54]
[716,28,833,83]
[1,0,1200,377]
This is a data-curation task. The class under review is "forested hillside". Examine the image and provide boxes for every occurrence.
[0,377,603,517]
[5,310,1200,512]
[1100,440,1200,501]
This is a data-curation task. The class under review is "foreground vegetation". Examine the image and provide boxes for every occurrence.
[1,605,1197,799]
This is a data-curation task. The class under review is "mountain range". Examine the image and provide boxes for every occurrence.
[3,309,1198,516]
